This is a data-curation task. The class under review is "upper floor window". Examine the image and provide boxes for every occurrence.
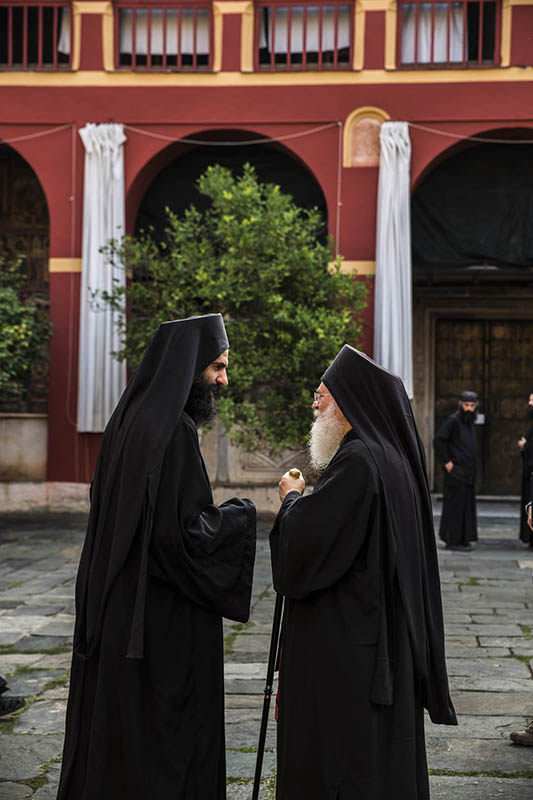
[115,2,212,70]
[255,1,353,70]
[398,0,500,67]
[0,2,71,69]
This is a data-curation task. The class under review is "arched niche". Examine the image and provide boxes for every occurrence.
[0,144,50,412]
[343,106,391,168]
[133,129,329,245]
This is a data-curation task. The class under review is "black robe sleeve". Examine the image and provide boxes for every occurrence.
[270,439,380,600]
[149,414,256,623]
[433,415,455,465]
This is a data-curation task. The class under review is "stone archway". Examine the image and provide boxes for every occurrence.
[411,131,533,494]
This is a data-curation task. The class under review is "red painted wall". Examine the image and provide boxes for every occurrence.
[511,7,533,67]
[364,11,386,69]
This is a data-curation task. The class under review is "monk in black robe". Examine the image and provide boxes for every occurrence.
[517,392,533,548]
[58,314,256,800]
[434,391,478,551]
[270,346,456,800]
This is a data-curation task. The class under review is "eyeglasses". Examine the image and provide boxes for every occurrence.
[313,391,330,403]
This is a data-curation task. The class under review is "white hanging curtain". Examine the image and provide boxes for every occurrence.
[119,8,210,56]
[57,8,71,55]
[77,123,127,433]
[373,122,413,398]
[259,6,351,53]
[401,2,464,63]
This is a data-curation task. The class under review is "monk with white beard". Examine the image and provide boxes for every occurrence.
[269,345,456,800]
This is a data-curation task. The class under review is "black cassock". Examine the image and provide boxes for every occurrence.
[434,411,477,546]
[519,423,533,545]
[57,316,256,800]
[270,346,456,800]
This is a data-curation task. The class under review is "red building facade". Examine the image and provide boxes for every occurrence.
[1,0,533,493]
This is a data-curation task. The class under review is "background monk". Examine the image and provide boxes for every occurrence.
[270,345,456,800]
[58,313,256,800]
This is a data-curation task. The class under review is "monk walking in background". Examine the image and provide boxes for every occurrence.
[58,314,256,800]
[270,346,456,800]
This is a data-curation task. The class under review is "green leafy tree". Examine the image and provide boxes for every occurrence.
[0,258,52,409]
[101,163,367,451]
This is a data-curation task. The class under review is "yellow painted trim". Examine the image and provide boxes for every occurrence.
[213,0,251,13]
[501,0,511,68]
[49,258,82,273]
[330,260,376,275]
[509,0,533,5]
[73,1,110,14]
[385,0,397,70]
[353,1,364,71]
[102,3,115,72]
[240,1,254,72]
[359,0,390,9]
[213,4,223,71]
[343,105,390,167]
[71,4,82,71]
[1,67,533,86]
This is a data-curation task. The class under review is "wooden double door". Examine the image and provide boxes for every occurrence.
[434,319,533,495]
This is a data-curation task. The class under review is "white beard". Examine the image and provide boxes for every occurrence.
[309,402,347,472]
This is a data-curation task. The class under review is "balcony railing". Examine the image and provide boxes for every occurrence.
[255,1,353,70]
[398,0,500,67]
[0,2,71,69]
[115,2,213,70]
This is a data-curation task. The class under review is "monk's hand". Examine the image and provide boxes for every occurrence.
[518,437,526,451]
[444,461,454,473]
[528,504,532,532]
[279,469,305,502]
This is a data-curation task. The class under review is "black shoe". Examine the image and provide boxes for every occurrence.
[0,695,25,716]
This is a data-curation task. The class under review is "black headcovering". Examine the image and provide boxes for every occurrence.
[322,345,456,724]
[74,314,229,660]
[459,390,478,402]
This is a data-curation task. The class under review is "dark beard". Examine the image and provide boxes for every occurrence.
[184,378,220,426]
[460,409,476,425]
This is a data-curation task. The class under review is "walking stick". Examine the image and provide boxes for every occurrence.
[252,590,284,800]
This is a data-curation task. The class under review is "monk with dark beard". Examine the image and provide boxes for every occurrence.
[58,314,256,800]
[270,346,456,800]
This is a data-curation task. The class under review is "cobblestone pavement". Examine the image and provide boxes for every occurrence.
[0,512,532,799]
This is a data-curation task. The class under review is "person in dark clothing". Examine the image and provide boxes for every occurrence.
[517,392,533,548]
[434,390,479,552]
[0,676,24,716]
[270,346,456,800]
[57,314,257,800]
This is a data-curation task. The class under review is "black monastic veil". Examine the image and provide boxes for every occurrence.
[58,314,257,800]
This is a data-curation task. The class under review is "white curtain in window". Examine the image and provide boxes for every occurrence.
[401,2,464,63]
[373,122,413,398]
[77,123,127,433]
[259,6,351,53]
[119,8,210,56]
[57,8,71,55]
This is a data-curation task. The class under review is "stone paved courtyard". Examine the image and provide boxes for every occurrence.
[0,511,532,798]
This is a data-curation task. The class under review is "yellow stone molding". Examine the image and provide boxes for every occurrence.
[240,1,255,72]
[213,3,223,71]
[1,66,532,87]
[72,1,111,13]
[343,105,391,167]
[102,2,115,71]
[49,258,82,273]
[359,0,391,9]
[501,0,512,67]
[330,260,376,275]
[353,1,365,70]
[384,0,397,70]
[213,0,252,13]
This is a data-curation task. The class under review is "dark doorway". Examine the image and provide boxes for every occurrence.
[434,318,533,495]
[136,139,328,244]
[0,145,49,412]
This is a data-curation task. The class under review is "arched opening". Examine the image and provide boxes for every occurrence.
[135,130,328,243]
[0,145,50,413]
[411,130,533,495]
